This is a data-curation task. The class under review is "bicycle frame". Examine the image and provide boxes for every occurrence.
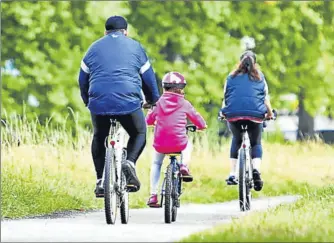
[239,125,253,185]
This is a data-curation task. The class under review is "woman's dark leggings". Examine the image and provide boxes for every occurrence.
[91,108,147,179]
[228,120,263,159]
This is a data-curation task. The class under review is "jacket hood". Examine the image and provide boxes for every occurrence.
[158,92,185,115]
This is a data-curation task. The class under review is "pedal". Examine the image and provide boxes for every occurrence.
[95,193,104,198]
[182,176,193,182]
[126,184,139,193]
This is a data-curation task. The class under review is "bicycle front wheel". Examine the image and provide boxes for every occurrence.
[171,175,181,222]
[104,147,118,224]
[238,148,251,211]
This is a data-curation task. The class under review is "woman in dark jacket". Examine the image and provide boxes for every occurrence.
[220,50,273,191]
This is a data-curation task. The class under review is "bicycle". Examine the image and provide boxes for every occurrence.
[219,110,277,212]
[148,124,197,224]
[102,119,131,225]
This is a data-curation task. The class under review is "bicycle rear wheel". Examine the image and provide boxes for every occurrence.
[120,171,129,224]
[238,148,251,211]
[104,147,118,224]
[246,150,252,210]
[120,148,129,224]
[164,164,173,224]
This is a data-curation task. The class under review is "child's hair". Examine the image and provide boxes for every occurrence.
[164,87,185,95]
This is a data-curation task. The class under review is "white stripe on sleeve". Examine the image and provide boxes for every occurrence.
[264,79,270,101]
[139,60,151,74]
[81,60,90,74]
[223,81,227,107]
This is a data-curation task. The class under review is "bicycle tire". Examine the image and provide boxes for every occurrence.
[104,147,118,224]
[246,150,252,210]
[172,205,177,222]
[171,175,181,222]
[238,148,251,211]
[160,178,166,209]
[120,171,129,224]
[164,164,173,224]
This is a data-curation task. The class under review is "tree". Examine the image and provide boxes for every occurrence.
[222,1,329,140]
[126,1,332,140]
[126,1,241,122]
[1,1,101,126]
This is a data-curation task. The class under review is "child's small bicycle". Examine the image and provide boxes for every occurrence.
[149,124,197,224]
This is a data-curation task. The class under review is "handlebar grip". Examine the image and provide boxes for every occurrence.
[142,103,156,109]
[271,109,278,120]
[218,116,226,122]
[186,124,197,132]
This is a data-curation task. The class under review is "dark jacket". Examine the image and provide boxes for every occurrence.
[221,73,268,119]
[78,31,160,115]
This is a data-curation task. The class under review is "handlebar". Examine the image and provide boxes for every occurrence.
[148,124,200,133]
[218,109,278,122]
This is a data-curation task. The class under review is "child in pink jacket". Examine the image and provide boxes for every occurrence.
[146,71,207,206]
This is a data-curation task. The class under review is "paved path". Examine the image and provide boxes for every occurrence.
[1,195,299,242]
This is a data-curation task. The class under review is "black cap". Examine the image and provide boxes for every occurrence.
[105,16,128,31]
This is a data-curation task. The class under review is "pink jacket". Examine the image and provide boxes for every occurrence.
[146,92,207,154]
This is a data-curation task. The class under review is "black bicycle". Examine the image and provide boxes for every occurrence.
[103,119,130,225]
[149,125,197,223]
[219,110,277,211]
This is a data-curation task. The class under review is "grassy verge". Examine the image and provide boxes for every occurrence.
[2,139,333,219]
[180,185,334,242]
[1,116,334,218]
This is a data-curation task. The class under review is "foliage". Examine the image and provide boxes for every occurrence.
[1,1,334,128]
[1,1,115,126]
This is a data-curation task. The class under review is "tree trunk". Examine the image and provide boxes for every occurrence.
[297,88,315,141]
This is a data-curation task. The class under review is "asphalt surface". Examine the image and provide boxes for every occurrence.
[1,195,299,242]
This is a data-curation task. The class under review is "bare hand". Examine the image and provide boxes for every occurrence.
[218,111,225,120]
[265,111,274,119]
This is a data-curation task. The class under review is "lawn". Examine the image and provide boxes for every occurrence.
[1,116,333,218]
[180,185,334,242]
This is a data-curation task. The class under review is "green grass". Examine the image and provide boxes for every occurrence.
[180,186,334,242]
[1,115,334,218]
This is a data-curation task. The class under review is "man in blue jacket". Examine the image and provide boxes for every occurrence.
[78,16,160,196]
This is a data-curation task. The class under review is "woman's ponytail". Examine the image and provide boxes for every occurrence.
[242,56,254,74]
[231,53,261,81]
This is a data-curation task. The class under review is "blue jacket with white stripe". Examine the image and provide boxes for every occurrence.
[78,31,160,115]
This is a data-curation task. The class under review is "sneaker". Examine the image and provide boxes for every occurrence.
[122,160,141,192]
[147,194,158,206]
[180,164,193,182]
[226,175,238,185]
[94,179,104,198]
[253,169,264,191]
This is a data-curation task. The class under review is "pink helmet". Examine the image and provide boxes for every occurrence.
[161,71,187,89]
